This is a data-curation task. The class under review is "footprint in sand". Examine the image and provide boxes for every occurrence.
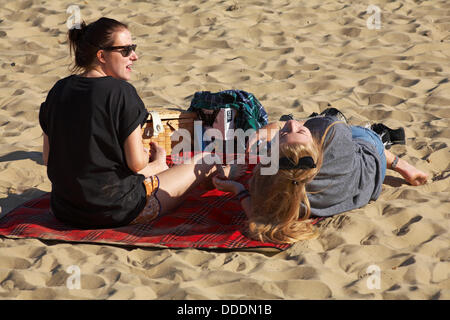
[393,215,422,236]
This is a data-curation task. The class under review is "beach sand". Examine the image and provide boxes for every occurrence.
[0,0,449,300]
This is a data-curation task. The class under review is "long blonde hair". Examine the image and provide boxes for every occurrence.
[247,121,340,244]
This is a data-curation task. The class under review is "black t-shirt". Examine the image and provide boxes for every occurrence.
[39,75,149,228]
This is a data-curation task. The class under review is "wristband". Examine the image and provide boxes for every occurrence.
[391,155,399,169]
[236,189,250,202]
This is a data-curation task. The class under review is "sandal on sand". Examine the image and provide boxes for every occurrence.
[370,123,406,149]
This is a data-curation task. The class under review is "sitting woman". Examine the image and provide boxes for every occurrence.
[39,17,243,229]
[213,113,429,244]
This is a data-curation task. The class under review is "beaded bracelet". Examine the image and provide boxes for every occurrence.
[236,189,250,202]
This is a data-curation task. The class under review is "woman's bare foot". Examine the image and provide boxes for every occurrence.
[395,158,429,186]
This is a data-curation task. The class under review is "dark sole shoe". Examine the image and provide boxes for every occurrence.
[319,107,348,123]
[307,112,319,118]
[370,123,406,149]
[279,113,295,121]
[282,107,348,123]
[306,108,348,123]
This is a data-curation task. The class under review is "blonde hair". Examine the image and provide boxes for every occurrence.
[247,121,341,244]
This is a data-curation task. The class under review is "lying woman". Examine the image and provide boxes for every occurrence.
[213,113,429,244]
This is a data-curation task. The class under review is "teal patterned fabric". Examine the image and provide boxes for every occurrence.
[188,90,268,131]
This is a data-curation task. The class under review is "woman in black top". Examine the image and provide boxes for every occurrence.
[39,17,242,229]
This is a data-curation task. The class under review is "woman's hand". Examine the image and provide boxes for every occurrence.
[143,146,150,160]
[246,121,283,154]
[212,175,245,195]
[149,141,166,164]
[148,141,169,173]
[214,174,253,219]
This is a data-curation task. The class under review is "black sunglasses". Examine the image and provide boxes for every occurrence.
[279,156,316,170]
[100,44,137,57]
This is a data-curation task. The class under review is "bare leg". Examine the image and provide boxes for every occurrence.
[155,153,245,215]
[385,150,428,186]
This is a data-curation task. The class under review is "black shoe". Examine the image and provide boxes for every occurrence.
[279,113,295,121]
[320,107,348,123]
[306,112,319,118]
[370,123,406,149]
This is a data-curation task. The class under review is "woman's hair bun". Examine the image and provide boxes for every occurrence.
[68,20,87,44]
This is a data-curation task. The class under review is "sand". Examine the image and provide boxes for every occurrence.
[0,0,449,300]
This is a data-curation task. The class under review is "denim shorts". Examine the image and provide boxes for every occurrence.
[351,126,387,181]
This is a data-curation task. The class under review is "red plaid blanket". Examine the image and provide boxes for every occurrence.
[0,157,297,250]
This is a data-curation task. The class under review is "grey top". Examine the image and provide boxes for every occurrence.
[304,117,383,217]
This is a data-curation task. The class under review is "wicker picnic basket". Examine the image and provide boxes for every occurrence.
[141,110,198,155]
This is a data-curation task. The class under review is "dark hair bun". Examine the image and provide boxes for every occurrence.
[68,21,87,44]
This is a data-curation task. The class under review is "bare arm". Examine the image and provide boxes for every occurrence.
[384,149,428,186]
[137,142,169,178]
[124,126,168,178]
[212,177,253,219]
[124,125,150,173]
[246,121,284,153]
[246,120,308,153]
[239,191,252,219]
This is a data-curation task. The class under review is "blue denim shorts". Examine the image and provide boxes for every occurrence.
[351,126,387,181]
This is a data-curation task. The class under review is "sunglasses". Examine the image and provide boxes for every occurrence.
[279,156,316,170]
[100,44,137,57]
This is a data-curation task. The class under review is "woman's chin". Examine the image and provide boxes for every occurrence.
[123,71,132,81]
[114,74,131,81]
